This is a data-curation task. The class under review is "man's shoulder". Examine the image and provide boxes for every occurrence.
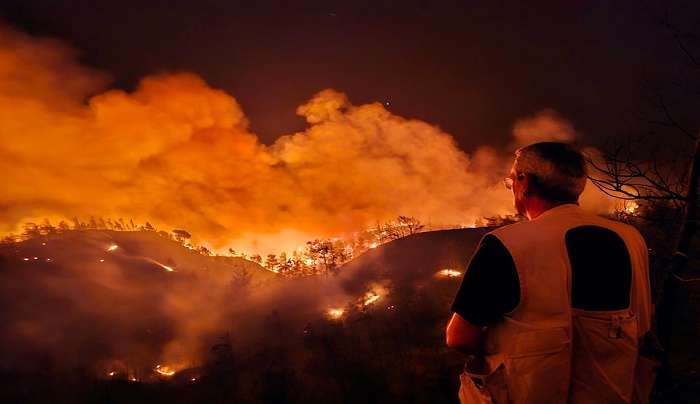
[486,219,531,239]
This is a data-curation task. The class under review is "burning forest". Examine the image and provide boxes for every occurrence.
[2,2,699,402]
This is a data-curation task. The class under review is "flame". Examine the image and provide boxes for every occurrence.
[363,292,381,306]
[145,258,176,272]
[154,364,176,376]
[369,243,378,249]
[436,269,462,278]
[108,371,117,377]
[107,244,119,252]
[23,257,29,261]
[99,259,105,263]
[624,201,639,214]
[327,308,345,320]
[159,264,175,272]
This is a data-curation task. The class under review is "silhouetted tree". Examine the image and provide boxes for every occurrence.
[172,229,192,244]
[265,254,279,272]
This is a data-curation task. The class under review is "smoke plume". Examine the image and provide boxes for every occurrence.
[0,24,514,253]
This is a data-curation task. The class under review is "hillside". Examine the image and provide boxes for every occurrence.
[0,227,489,404]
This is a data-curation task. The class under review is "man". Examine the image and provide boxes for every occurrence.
[446,142,653,403]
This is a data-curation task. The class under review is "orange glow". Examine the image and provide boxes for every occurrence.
[436,269,462,278]
[154,364,176,376]
[327,308,345,319]
[107,244,119,252]
[624,201,639,214]
[363,292,381,306]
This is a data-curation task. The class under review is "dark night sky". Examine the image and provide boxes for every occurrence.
[0,0,696,150]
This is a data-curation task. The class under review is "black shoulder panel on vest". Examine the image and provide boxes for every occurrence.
[565,225,632,311]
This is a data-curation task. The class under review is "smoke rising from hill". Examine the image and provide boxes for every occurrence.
[0,24,612,252]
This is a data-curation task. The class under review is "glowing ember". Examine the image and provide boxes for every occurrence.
[128,376,138,382]
[108,371,117,377]
[363,293,381,306]
[159,264,175,272]
[154,364,176,376]
[190,377,197,382]
[624,201,639,214]
[437,269,462,278]
[33,257,38,260]
[146,258,176,272]
[107,244,119,252]
[23,257,29,261]
[305,258,315,266]
[45,258,52,262]
[99,259,105,263]
[369,243,378,249]
[327,308,345,319]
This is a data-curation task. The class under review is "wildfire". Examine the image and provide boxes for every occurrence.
[363,292,381,306]
[145,258,176,272]
[436,269,462,278]
[624,201,639,215]
[154,364,176,376]
[327,308,345,320]
[107,244,119,252]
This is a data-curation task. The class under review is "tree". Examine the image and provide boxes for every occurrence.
[172,229,192,244]
[265,254,279,272]
[21,222,40,239]
[585,16,700,397]
[396,215,425,237]
[39,218,55,235]
[250,254,263,265]
[57,220,70,232]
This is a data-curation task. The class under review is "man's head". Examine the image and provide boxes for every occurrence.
[506,142,587,217]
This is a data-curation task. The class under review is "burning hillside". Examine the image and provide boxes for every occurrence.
[0,226,484,402]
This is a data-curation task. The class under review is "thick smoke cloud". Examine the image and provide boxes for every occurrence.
[511,108,578,146]
[0,25,513,253]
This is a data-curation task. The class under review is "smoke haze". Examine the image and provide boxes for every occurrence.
[0,24,613,253]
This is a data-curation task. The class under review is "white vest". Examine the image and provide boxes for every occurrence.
[474,204,652,404]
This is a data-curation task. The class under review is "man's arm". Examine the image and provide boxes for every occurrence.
[446,312,484,354]
[447,235,519,353]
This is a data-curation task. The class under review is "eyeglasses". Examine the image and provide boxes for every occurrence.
[503,177,514,190]
[503,173,525,190]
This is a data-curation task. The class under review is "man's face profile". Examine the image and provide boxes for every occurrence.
[509,162,527,216]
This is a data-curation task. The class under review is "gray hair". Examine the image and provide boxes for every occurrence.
[514,142,587,202]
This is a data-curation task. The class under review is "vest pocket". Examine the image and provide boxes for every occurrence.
[506,327,571,403]
[571,310,638,402]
